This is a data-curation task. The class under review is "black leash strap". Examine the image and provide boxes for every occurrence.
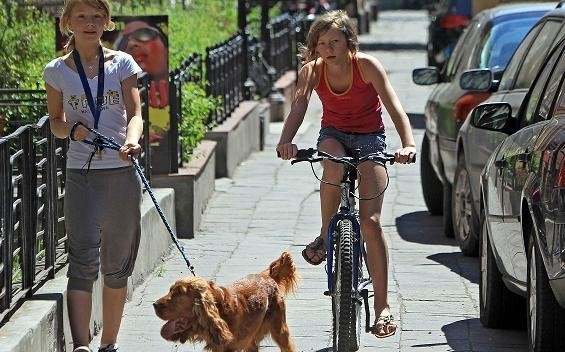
[81,127,196,276]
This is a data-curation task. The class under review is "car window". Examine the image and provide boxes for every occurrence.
[514,20,562,90]
[498,21,539,91]
[523,44,565,125]
[479,16,540,70]
[552,57,565,116]
[445,20,475,79]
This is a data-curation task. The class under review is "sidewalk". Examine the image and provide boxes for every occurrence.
[91,10,529,352]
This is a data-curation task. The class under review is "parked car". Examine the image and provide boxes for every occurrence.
[474,37,565,351]
[426,0,472,68]
[454,6,565,255]
[412,3,555,238]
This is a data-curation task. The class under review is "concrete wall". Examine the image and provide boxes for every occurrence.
[205,100,263,178]
[151,140,217,239]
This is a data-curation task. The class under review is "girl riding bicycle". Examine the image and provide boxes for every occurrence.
[276,10,416,339]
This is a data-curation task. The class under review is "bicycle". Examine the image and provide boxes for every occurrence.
[288,147,398,352]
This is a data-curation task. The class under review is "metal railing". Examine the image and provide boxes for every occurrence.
[205,31,246,125]
[169,53,203,172]
[0,75,151,323]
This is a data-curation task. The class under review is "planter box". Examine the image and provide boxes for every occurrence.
[151,140,217,239]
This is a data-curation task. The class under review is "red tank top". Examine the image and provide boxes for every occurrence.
[315,56,384,133]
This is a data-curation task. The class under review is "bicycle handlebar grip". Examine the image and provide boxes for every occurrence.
[296,148,316,159]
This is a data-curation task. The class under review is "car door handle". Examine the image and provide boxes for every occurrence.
[517,152,531,163]
[495,158,507,168]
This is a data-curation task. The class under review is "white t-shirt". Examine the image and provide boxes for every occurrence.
[43,51,142,169]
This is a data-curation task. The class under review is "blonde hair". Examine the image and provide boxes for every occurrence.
[59,0,115,52]
[298,10,358,65]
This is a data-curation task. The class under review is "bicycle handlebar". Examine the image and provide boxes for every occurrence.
[278,148,398,166]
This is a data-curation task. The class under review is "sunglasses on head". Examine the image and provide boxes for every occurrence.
[116,27,161,51]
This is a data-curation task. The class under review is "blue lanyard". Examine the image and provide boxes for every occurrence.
[72,46,105,129]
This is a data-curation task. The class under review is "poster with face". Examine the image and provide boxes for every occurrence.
[56,15,172,174]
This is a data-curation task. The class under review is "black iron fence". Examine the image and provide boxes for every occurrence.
[205,31,246,126]
[0,76,150,323]
[169,53,203,173]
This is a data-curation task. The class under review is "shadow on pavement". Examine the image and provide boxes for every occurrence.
[395,211,458,247]
[427,252,479,284]
[438,318,527,352]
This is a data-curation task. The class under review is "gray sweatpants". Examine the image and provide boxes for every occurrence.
[65,166,142,292]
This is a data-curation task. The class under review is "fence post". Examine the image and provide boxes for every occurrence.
[0,139,13,317]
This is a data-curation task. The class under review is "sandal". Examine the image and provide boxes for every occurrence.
[302,236,326,266]
[372,314,397,338]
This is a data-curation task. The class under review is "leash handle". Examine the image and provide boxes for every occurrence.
[80,127,196,276]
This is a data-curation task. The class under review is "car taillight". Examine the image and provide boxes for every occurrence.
[454,92,491,123]
[440,14,471,29]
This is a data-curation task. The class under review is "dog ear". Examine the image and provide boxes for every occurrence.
[195,289,234,345]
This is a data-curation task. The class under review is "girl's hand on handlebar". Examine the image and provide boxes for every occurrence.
[395,146,416,164]
[276,143,298,160]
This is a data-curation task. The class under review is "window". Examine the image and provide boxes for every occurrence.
[523,43,565,125]
[498,22,539,91]
[445,21,475,79]
[514,20,561,90]
[479,16,540,70]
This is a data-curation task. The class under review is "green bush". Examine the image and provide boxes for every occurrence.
[179,82,220,161]
[0,3,53,88]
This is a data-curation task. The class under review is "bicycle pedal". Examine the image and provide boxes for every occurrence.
[323,290,331,296]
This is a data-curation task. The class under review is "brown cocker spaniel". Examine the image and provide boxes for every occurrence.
[153,251,299,352]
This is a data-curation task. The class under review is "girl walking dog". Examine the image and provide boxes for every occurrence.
[44,0,143,351]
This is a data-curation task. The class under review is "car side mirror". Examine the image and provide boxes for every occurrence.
[470,102,512,132]
[460,69,493,91]
[412,67,441,85]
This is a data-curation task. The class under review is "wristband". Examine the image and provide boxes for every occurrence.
[69,121,83,141]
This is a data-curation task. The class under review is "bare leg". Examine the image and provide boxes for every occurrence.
[357,162,394,321]
[100,285,127,345]
[318,138,345,243]
[67,290,92,348]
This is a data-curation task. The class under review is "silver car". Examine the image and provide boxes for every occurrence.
[474,37,565,351]
[454,6,565,256]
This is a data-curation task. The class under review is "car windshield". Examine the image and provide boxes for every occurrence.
[479,16,541,70]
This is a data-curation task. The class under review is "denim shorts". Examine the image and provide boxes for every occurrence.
[317,126,387,158]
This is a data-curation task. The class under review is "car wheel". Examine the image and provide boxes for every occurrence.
[420,134,443,215]
[443,182,454,238]
[527,231,565,351]
[452,155,479,256]
[479,206,525,328]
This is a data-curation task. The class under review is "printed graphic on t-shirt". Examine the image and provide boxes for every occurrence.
[67,89,120,114]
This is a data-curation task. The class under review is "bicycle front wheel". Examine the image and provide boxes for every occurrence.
[332,219,361,352]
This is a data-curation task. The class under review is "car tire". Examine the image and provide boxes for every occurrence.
[452,155,479,256]
[479,206,525,328]
[420,134,443,215]
[527,231,565,352]
[443,182,454,238]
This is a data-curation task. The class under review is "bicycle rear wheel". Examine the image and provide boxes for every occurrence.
[332,219,361,352]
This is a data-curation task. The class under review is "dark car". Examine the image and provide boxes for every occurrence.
[475,38,565,352]
[412,3,554,238]
[454,6,565,256]
[426,0,472,68]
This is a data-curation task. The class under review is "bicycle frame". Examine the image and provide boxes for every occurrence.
[325,162,367,293]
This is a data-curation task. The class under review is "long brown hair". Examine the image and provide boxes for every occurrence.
[59,0,115,52]
[298,10,358,65]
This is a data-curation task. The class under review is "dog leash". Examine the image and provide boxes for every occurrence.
[76,124,196,276]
